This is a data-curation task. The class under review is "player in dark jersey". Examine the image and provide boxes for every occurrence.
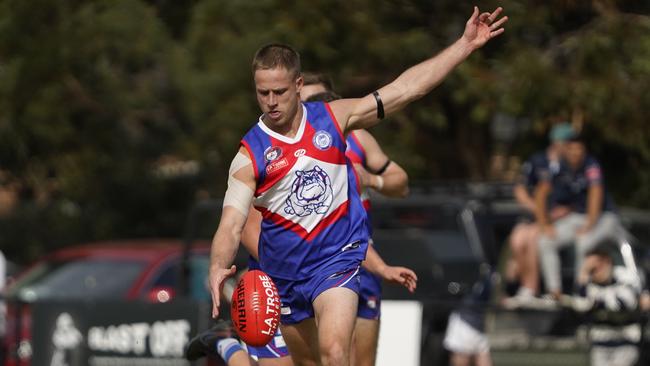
[209,8,507,366]
[536,135,625,298]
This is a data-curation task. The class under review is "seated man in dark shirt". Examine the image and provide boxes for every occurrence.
[505,123,573,303]
[535,135,625,298]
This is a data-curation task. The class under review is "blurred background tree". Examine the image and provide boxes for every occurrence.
[0,0,648,262]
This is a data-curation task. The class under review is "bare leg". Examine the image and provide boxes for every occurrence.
[280,320,319,366]
[508,223,529,288]
[351,318,379,366]
[313,287,359,366]
[449,352,472,366]
[475,352,493,366]
[520,225,540,294]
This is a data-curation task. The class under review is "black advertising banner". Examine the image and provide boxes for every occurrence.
[30,300,209,366]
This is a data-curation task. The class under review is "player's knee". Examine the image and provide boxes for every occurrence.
[510,235,525,253]
[510,227,527,248]
[320,340,348,366]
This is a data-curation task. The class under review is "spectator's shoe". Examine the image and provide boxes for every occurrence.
[502,290,559,311]
[531,294,560,310]
[501,287,536,309]
[184,319,236,361]
[559,294,594,312]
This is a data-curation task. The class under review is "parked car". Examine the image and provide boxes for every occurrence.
[2,239,249,366]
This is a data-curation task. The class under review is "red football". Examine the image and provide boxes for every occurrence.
[230,269,281,346]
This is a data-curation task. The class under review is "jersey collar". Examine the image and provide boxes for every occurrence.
[257,104,307,144]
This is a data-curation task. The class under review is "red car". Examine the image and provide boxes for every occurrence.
[2,239,219,366]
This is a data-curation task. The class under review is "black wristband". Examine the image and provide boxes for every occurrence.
[372,91,385,119]
[373,159,391,175]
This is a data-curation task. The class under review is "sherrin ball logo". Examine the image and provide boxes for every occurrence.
[231,270,281,347]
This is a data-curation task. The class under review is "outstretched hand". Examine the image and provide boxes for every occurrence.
[209,265,237,318]
[381,265,418,293]
[462,6,508,49]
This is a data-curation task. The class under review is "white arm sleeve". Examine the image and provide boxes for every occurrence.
[223,152,255,216]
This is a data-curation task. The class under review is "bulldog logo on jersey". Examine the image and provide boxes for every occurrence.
[284,165,333,217]
[313,130,332,150]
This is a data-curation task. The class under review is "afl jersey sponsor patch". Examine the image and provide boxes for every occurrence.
[264,146,283,162]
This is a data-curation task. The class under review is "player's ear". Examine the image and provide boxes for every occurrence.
[295,74,304,93]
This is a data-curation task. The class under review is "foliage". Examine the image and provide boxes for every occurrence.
[0,0,649,262]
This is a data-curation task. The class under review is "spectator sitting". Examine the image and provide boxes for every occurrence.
[572,241,641,366]
[535,134,625,298]
[503,122,574,305]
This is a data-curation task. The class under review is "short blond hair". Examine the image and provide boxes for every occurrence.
[252,43,301,79]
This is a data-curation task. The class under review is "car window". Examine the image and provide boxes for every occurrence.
[9,259,146,301]
[147,254,211,301]
[189,256,210,301]
[152,264,177,288]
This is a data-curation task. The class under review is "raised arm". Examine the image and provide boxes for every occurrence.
[209,147,256,318]
[354,129,409,198]
[330,6,507,132]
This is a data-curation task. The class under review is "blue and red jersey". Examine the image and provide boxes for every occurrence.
[241,102,369,280]
[345,131,372,235]
[346,130,383,320]
[345,132,371,211]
